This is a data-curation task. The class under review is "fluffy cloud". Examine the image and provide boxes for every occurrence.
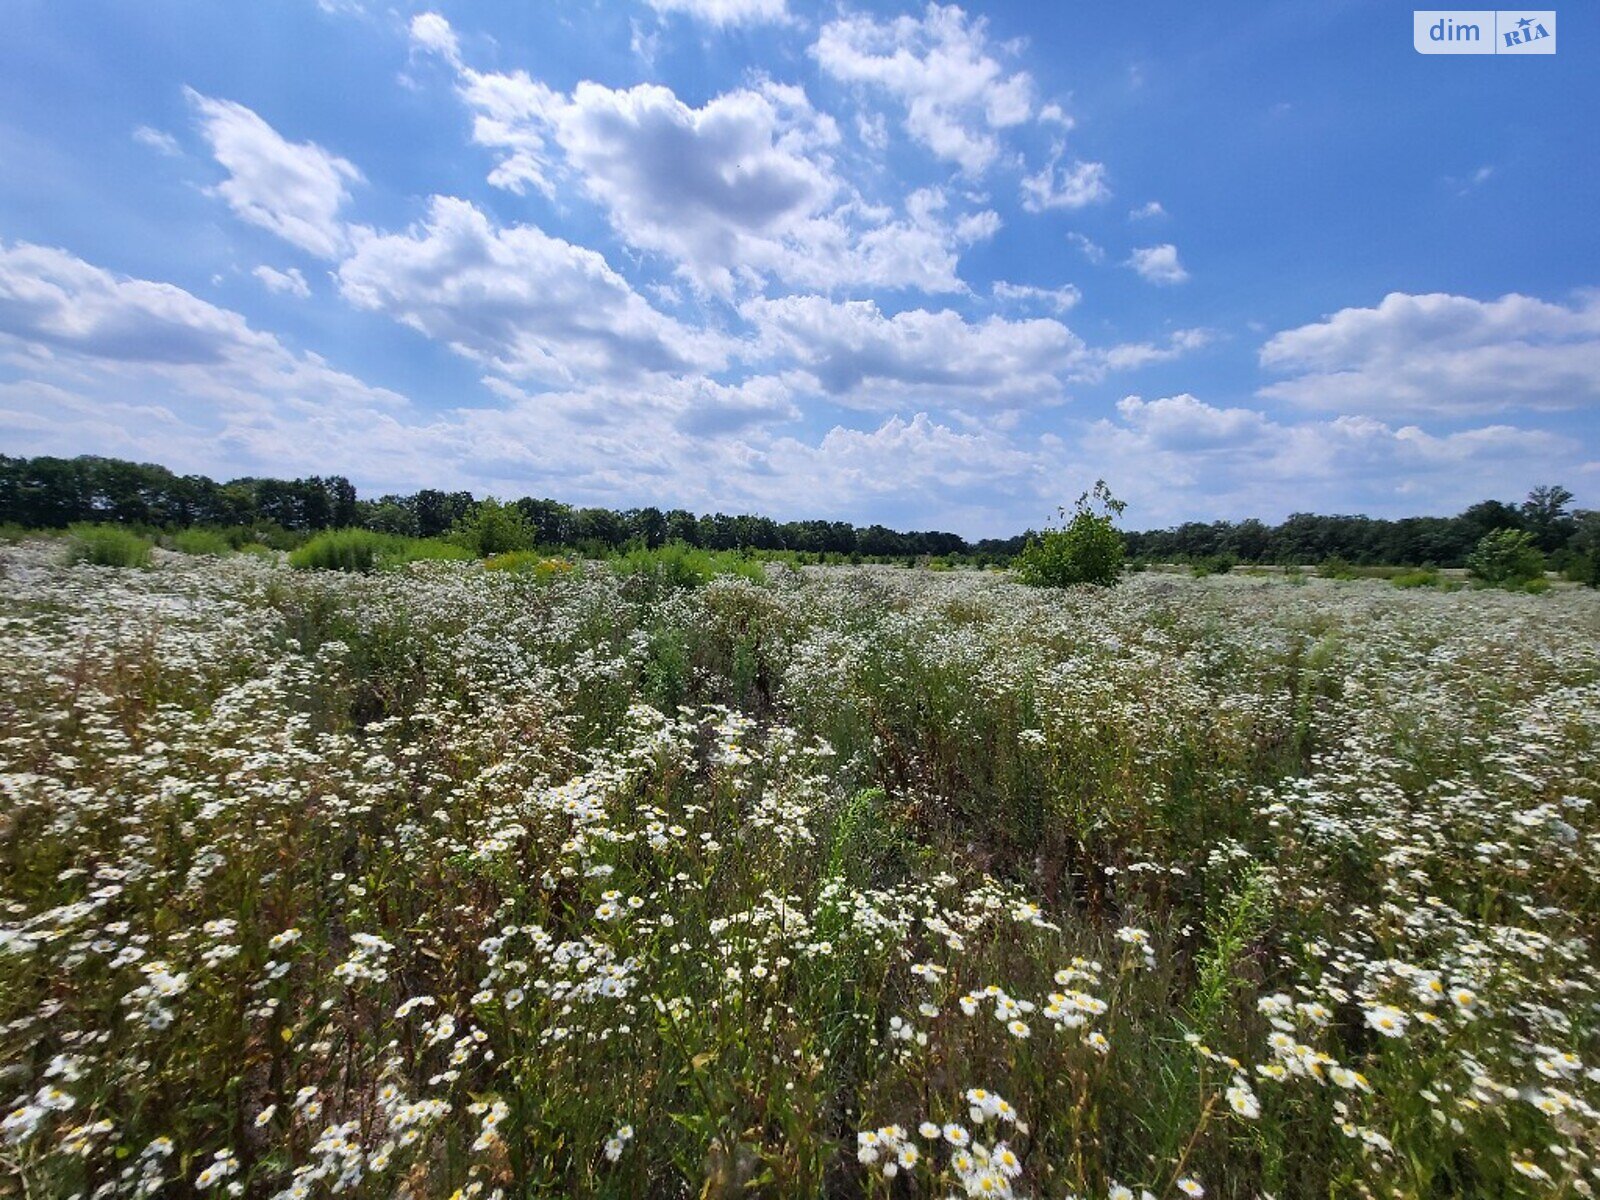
[1111,393,1271,448]
[416,19,997,293]
[448,66,565,197]
[1126,243,1188,285]
[0,255,1032,530]
[0,240,408,442]
[1095,328,1211,373]
[813,3,1033,174]
[408,12,461,66]
[1,242,1579,533]
[0,239,280,366]
[743,294,1210,409]
[1259,290,1600,415]
[1020,158,1110,212]
[645,0,788,26]
[535,80,841,292]
[444,395,1043,532]
[480,373,798,438]
[743,294,1085,408]
[1083,392,1580,525]
[252,265,311,298]
[992,280,1081,313]
[336,196,729,384]
[187,90,361,259]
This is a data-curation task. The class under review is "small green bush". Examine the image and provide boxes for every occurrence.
[1191,553,1237,578]
[290,529,393,572]
[1391,568,1441,589]
[1318,555,1361,580]
[67,524,152,568]
[289,530,469,572]
[1467,528,1546,588]
[170,528,233,557]
[484,551,575,582]
[1523,576,1551,595]
[610,542,765,590]
[449,498,535,558]
[1014,481,1126,588]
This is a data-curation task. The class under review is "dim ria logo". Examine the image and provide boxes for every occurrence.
[1414,10,1556,53]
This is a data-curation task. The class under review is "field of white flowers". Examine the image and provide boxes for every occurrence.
[1,543,1597,1199]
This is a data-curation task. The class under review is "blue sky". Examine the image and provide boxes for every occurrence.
[0,0,1594,535]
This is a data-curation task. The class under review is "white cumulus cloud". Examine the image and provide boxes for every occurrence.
[336,195,729,384]
[743,293,1084,408]
[1021,158,1110,212]
[813,3,1033,175]
[1126,243,1188,285]
[1259,290,1600,415]
[252,265,311,298]
[415,16,998,294]
[187,89,362,259]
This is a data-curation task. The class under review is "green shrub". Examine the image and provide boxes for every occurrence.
[231,522,302,551]
[1391,568,1441,589]
[1318,555,1360,580]
[288,530,470,572]
[1014,481,1126,588]
[1467,528,1546,588]
[290,529,392,572]
[1566,512,1600,588]
[449,498,535,558]
[67,524,152,568]
[1191,553,1237,578]
[1523,576,1551,595]
[610,542,765,591]
[170,528,233,557]
[484,551,575,582]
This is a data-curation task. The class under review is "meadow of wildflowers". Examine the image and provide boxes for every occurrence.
[1,542,1597,1199]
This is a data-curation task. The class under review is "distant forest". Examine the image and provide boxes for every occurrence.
[1,453,1593,571]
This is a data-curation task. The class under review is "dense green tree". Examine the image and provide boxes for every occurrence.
[664,509,700,546]
[1015,481,1126,588]
[1568,511,1600,587]
[573,507,629,548]
[450,497,535,556]
[627,506,669,549]
[1521,484,1576,552]
[2,455,1594,579]
[1466,529,1545,587]
[363,497,421,537]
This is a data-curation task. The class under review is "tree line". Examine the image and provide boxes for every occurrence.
[1,453,1594,574]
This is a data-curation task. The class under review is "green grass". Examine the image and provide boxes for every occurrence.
[169,527,234,557]
[66,522,152,567]
[483,550,576,581]
[288,529,475,571]
[609,541,767,590]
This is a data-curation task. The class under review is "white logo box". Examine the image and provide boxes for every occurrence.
[1414,10,1556,53]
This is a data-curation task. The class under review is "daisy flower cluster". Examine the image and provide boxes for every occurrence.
[0,544,1595,1197]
